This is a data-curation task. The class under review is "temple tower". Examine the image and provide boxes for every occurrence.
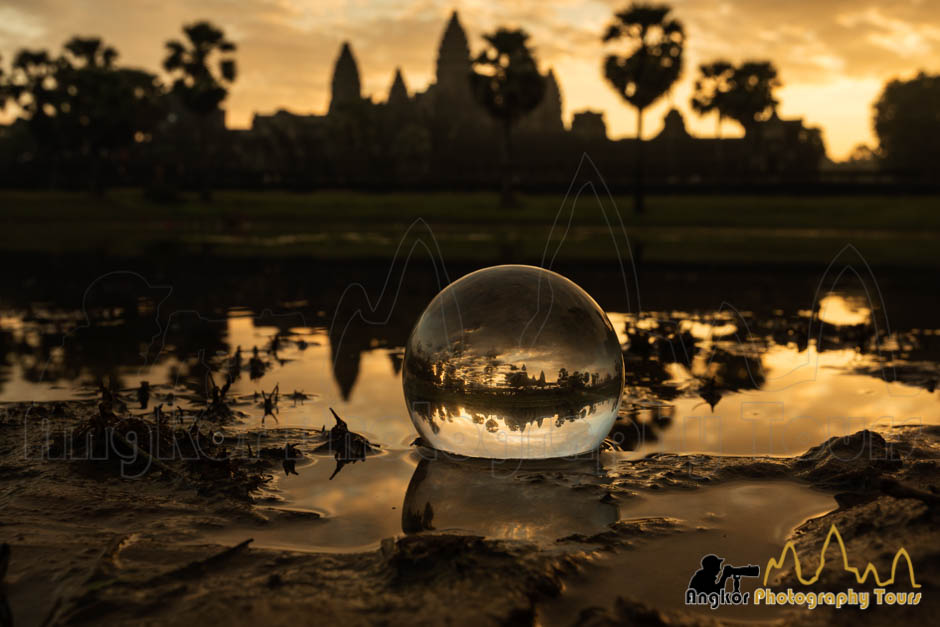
[520,68,564,133]
[543,69,563,128]
[387,68,410,107]
[329,42,362,114]
[657,108,690,140]
[435,11,471,96]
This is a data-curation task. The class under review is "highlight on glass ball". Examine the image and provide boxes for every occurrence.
[402,265,624,459]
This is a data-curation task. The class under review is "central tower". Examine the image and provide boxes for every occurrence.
[329,42,362,114]
[435,10,471,96]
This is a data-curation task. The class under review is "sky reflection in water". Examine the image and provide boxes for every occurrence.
[2,294,934,457]
[0,290,936,549]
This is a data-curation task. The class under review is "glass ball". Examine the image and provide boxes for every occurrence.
[403,265,624,459]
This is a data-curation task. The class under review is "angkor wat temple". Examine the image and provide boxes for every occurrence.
[232,11,826,190]
[0,10,827,191]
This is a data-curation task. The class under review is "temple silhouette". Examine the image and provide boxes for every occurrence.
[236,10,825,190]
[0,10,828,191]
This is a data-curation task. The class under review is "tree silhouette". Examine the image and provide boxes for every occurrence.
[874,72,940,177]
[6,50,60,120]
[470,28,545,208]
[844,143,879,171]
[64,37,117,68]
[0,56,8,111]
[690,60,733,139]
[723,61,780,132]
[6,49,67,184]
[55,37,164,192]
[603,3,685,214]
[163,21,237,200]
[5,39,165,191]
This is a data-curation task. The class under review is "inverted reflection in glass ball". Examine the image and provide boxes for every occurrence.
[402,265,624,459]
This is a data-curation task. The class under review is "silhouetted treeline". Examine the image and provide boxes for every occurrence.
[874,72,940,179]
[0,6,936,195]
[0,22,235,198]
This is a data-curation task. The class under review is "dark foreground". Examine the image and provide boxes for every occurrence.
[1,402,936,626]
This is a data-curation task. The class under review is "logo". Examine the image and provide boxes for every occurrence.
[763,523,920,587]
[754,523,922,610]
[685,554,760,609]
[684,524,923,612]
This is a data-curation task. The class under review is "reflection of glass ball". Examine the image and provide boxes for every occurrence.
[402,457,619,538]
[403,265,624,459]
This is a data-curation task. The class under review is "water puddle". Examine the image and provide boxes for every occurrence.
[542,481,837,624]
[0,266,933,562]
[202,452,622,552]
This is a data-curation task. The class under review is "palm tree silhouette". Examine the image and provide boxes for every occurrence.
[470,28,546,208]
[724,61,780,133]
[602,3,685,214]
[163,21,237,200]
[691,60,733,176]
[691,60,734,139]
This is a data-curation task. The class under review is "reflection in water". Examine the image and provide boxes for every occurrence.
[540,482,837,625]
[0,267,938,459]
[3,264,940,557]
[402,265,624,459]
[317,407,380,479]
[608,403,675,451]
[402,455,618,540]
[692,347,766,411]
[816,293,872,327]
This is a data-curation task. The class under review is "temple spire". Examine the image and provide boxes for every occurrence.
[545,69,562,114]
[520,68,564,133]
[436,10,471,94]
[539,68,564,132]
[387,67,409,106]
[330,41,361,113]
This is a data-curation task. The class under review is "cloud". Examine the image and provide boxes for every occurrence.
[838,7,940,58]
[0,7,46,42]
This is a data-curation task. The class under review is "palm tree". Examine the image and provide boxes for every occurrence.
[602,3,685,214]
[691,60,733,139]
[724,61,780,133]
[163,21,236,200]
[470,28,545,208]
[691,60,733,177]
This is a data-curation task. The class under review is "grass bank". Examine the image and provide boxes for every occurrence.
[2,189,938,266]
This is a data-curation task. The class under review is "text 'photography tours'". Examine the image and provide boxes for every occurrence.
[0,1,938,626]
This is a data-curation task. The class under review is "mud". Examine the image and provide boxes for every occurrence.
[0,402,936,626]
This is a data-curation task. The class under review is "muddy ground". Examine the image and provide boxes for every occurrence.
[0,401,937,626]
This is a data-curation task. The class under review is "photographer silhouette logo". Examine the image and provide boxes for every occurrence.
[685,554,760,609]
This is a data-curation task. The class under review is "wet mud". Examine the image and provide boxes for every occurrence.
[1,402,936,626]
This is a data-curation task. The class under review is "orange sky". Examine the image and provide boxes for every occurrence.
[1,0,937,160]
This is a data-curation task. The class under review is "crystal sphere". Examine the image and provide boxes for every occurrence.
[403,265,624,459]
